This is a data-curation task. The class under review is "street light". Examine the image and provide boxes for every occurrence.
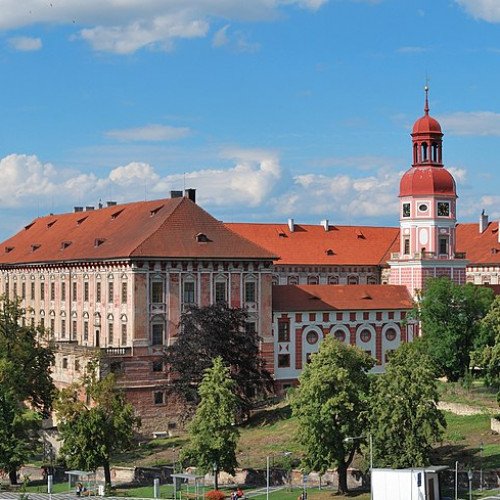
[468,469,473,500]
[266,451,291,500]
[343,434,373,499]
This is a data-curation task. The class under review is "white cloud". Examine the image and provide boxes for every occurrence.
[447,166,467,183]
[312,154,400,171]
[211,25,260,53]
[439,111,500,136]
[0,0,333,54]
[7,36,42,51]
[212,25,230,47]
[273,167,399,219]
[397,46,428,54]
[456,0,500,22]
[106,124,191,142]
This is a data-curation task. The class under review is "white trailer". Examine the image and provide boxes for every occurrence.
[372,466,448,500]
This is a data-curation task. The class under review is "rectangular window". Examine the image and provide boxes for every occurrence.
[151,281,163,303]
[154,391,164,405]
[215,281,226,303]
[72,282,77,301]
[245,322,256,335]
[21,282,26,299]
[96,282,101,303]
[278,354,290,368]
[72,320,77,340]
[402,203,411,218]
[30,282,35,300]
[5,282,8,298]
[62,357,68,369]
[121,324,127,345]
[83,321,89,342]
[404,238,410,255]
[183,281,195,304]
[30,317,35,328]
[121,282,127,303]
[152,323,164,345]
[152,360,163,372]
[75,359,80,372]
[40,282,45,300]
[50,282,55,301]
[108,323,114,344]
[245,281,256,303]
[278,320,290,343]
[50,318,55,335]
[439,237,448,255]
[61,319,66,339]
[84,282,89,302]
[108,282,114,303]
[40,317,45,329]
[110,361,123,374]
[61,282,66,301]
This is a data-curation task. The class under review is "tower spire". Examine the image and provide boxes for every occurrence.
[424,84,429,116]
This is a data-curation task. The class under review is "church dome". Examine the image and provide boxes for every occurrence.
[412,114,442,135]
[400,166,456,197]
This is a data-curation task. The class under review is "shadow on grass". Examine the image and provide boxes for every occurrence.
[245,404,292,428]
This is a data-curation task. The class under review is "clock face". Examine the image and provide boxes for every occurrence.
[418,203,428,212]
[437,202,450,216]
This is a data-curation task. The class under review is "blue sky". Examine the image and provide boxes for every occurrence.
[0,0,499,239]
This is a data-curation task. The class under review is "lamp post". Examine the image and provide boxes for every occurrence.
[468,469,473,500]
[480,442,484,491]
[343,434,372,499]
[266,451,291,500]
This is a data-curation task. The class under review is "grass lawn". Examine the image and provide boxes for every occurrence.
[437,379,499,412]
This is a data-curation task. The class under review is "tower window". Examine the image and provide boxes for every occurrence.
[402,203,410,218]
[439,237,448,255]
[404,238,410,255]
[421,142,428,161]
[432,142,439,162]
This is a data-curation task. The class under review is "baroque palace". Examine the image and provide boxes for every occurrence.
[0,92,498,432]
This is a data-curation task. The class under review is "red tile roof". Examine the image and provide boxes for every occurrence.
[226,223,400,266]
[273,284,413,311]
[0,197,276,265]
[456,222,500,265]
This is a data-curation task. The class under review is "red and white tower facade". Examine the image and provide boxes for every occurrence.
[389,87,467,297]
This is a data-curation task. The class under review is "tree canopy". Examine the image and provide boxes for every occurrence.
[56,359,140,486]
[0,298,55,483]
[164,303,272,413]
[370,341,446,468]
[417,278,494,381]
[291,337,374,494]
[181,357,239,490]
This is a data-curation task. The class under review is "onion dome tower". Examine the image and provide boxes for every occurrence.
[389,87,467,296]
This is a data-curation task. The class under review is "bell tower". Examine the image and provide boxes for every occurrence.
[388,87,467,297]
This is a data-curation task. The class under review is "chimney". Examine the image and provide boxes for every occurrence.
[320,219,329,232]
[74,206,83,213]
[106,201,117,207]
[85,206,95,211]
[479,210,489,234]
[185,188,196,203]
[288,218,295,232]
[170,190,183,198]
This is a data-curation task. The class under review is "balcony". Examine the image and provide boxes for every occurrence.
[390,251,467,261]
[55,341,131,357]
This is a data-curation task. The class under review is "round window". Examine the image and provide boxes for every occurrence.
[418,203,428,212]
[385,328,397,342]
[306,330,319,345]
[360,329,371,343]
[333,330,346,342]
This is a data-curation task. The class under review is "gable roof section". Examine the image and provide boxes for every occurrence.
[226,222,400,266]
[273,284,413,311]
[0,197,276,265]
[456,222,500,265]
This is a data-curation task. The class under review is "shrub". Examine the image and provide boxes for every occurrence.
[206,490,226,500]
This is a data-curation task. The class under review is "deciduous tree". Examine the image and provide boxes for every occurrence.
[417,278,493,381]
[181,357,239,490]
[291,337,374,495]
[0,298,55,483]
[370,341,446,468]
[56,359,140,487]
[165,303,272,414]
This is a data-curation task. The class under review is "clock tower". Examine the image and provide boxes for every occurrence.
[388,87,467,297]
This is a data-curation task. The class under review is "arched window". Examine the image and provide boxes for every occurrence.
[421,142,428,161]
[328,275,339,285]
[431,142,439,162]
[347,275,359,285]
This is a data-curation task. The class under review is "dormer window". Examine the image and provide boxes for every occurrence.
[325,249,334,256]
[150,205,164,217]
[61,241,72,250]
[196,233,210,243]
[94,238,105,247]
[5,246,14,254]
[77,216,88,225]
[111,209,124,220]
[47,220,57,228]
[24,223,35,231]
[356,230,365,239]
[31,244,41,252]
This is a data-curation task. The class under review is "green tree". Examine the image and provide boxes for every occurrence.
[181,357,239,490]
[291,337,374,494]
[56,359,140,487]
[471,296,500,388]
[0,298,55,483]
[165,303,273,414]
[370,341,446,468]
[417,278,493,381]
